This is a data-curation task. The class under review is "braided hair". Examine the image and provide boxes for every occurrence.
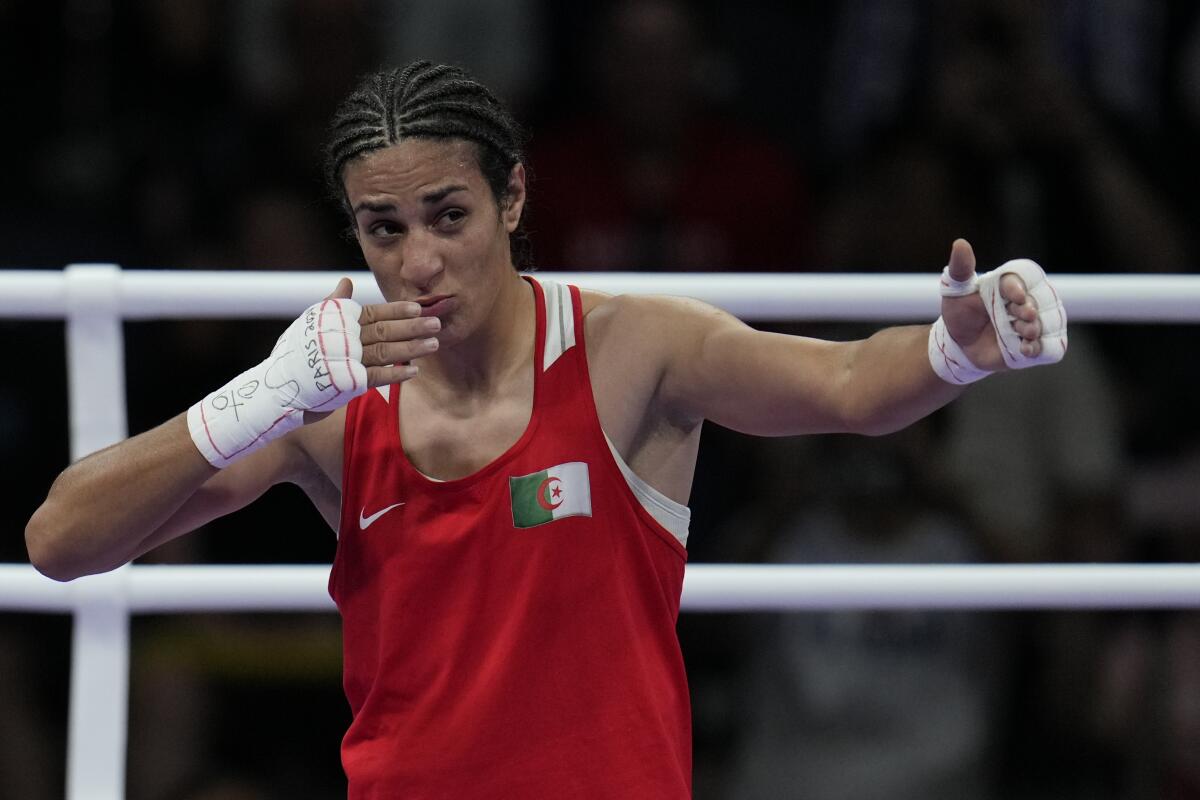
[324,61,531,269]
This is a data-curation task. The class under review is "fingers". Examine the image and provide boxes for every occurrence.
[946,238,976,283]
[325,277,354,301]
[362,332,440,370]
[1002,274,1036,324]
[359,300,421,325]
[999,272,1027,305]
[1001,272,1042,355]
[1010,315,1038,336]
[367,363,421,388]
[360,315,441,355]
[357,300,441,382]
[1011,319,1042,359]
[360,313,439,345]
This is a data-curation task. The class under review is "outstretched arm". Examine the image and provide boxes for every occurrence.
[653,239,1060,436]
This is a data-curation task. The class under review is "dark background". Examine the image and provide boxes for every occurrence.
[3,1,1200,798]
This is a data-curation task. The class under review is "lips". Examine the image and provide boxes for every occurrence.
[416,295,456,318]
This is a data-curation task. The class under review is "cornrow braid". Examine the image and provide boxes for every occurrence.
[324,61,532,270]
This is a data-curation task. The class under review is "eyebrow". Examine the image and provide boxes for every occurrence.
[421,184,469,204]
[353,200,396,215]
[352,185,470,216]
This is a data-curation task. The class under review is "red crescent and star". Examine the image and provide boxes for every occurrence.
[536,476,564,510]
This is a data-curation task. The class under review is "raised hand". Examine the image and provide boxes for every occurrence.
[348,278,441,388]
[189,278,441,467]
[296,278,437,425]
[935,239,1066,377]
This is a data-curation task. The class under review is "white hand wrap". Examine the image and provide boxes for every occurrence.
[188,298,367,468]
[928,317,992,385]
[928,258,1069,385]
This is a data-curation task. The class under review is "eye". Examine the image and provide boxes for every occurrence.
[368,220,401,238]
[435,208,467,230]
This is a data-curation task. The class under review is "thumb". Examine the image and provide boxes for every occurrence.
[946,238,976,283]
[325,277,354,301]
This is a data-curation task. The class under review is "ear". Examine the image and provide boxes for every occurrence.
[501,162,526,233]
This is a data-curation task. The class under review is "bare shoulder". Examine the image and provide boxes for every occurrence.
[581,289,748,430]
[581,288,717,333]
[581,289,742,357]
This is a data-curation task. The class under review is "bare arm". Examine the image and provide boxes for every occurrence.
[653,240,1045,436]
[26,277,434,582]
[24,412,321,581]
[653,302,961,437]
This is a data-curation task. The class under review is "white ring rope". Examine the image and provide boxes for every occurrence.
[3,265,1197,615]
[2,269,1200,321]
[3,265,1195,800]
[3,563,1200,612]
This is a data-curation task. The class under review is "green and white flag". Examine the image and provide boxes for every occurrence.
[509,462,592,528]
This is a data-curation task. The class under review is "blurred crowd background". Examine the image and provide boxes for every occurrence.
[2,1,1200,798]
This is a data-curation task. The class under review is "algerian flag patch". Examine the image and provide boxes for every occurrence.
[509,462,592,528]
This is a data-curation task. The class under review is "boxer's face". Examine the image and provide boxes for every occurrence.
[341,137,525,344]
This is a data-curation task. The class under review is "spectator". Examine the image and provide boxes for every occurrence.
[727,427,1009,800]
[531,0,813,271]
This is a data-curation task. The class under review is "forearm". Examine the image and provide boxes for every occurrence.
[25,283,414,580]
[841,324,965,436]
[25,413,217,580]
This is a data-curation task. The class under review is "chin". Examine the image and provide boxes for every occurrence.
[432,315,465,347]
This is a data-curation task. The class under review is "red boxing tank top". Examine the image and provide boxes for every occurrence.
[330,277,692,799]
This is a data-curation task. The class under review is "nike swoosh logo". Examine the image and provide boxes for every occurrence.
[359,503,405,530]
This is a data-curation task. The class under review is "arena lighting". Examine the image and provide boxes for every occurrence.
[3,265,1198,800]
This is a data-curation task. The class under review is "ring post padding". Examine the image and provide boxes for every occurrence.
[64,263,131,800]
[64,264,128,460]
[67,569,131,800]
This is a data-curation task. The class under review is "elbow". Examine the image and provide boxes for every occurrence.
[25,506,87,582]
[840,401,907,438]
[856,420,907,438]
[832,351,891,436]
[837,375,920,437]
[843,418,895,438]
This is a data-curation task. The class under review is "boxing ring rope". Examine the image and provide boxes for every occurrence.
[3,563,1200,613]
[4,268,1200,321]
[2,265,1199,800]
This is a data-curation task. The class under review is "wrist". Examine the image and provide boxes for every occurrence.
[188,297,366,468]
[928,317,991,385]
[188,363,305,468]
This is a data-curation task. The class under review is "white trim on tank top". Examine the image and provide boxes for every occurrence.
[407,428,691,548]
[539,277,690,546]
[375,278,692,548]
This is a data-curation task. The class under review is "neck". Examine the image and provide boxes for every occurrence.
[420,270,534,395]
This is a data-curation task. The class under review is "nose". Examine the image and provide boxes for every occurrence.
[399,229,444,288]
